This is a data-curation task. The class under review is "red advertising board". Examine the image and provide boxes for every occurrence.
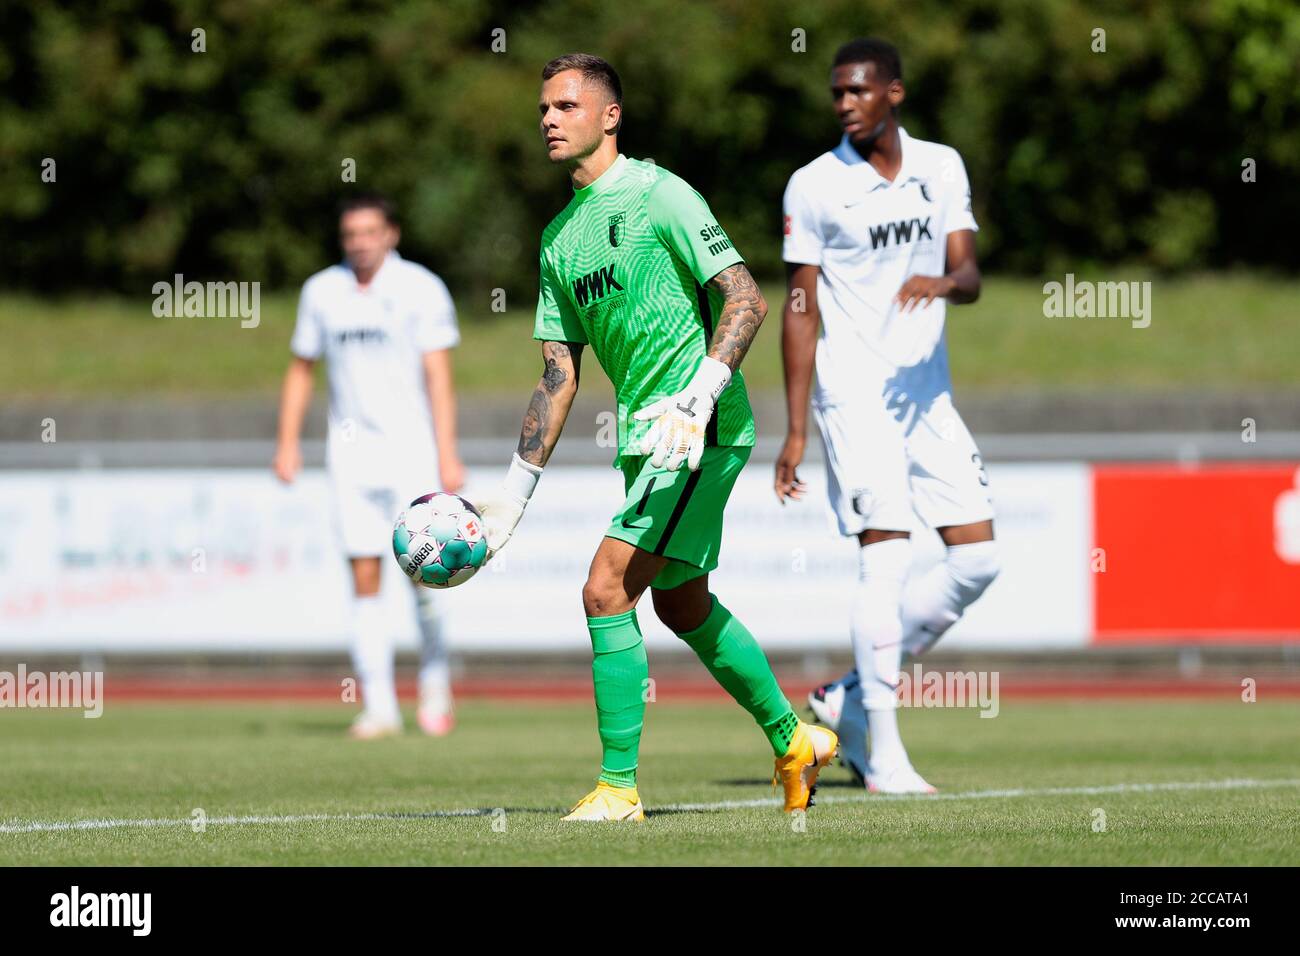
[1093,464,1300,641]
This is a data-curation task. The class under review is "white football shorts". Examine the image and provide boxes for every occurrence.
[330,456,440,558]
[813,389,994,536]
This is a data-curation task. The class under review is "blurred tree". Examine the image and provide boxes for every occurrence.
[0,0,1296,297]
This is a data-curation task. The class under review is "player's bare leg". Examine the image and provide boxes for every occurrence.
[648,572,713,633]
[347,556,402,740]
[581,534,667,617]
[352,556,382,595]
[653,574,837,812]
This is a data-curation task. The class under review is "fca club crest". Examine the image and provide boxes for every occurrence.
[608,212,625,247]
[903,176,932,203]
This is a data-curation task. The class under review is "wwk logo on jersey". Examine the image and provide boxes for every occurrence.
[868,216,934,250]
[572,264,624,307]
[332,327,388,346]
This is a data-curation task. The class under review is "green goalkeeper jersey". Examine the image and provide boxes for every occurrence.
[534,154,758,468]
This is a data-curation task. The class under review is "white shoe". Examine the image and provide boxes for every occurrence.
[417,698,456,737]
[867,763,938,795]
[807,671,868,785]
[348,711,402,740]
[807,669,856,730]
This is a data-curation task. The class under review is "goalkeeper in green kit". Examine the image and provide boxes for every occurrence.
[475,53,838,821]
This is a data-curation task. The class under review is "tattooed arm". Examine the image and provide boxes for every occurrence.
[477,339,584,560]
[515,340,584,468]
[704,263,768,372]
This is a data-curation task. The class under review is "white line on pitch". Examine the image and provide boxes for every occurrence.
[2,777,1297,834]
[657,777,1300,812]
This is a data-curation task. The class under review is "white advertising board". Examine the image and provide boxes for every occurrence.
[0,464,1089,653]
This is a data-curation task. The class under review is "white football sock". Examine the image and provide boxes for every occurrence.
[414,586,452,710]
[865,704,905,775]
[901,540,1000,660]
[350,594,399,724]
[849,538,912,772]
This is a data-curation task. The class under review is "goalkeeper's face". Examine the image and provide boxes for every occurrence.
[539,71,619,165]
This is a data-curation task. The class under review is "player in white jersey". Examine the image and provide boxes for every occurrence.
[776,39,1001,793]
[273,193,465,740]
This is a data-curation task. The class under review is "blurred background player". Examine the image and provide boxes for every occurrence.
[775,39,1000,793]
[273,193,465,739]
[475,53,838,821]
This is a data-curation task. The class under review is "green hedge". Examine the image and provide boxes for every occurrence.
[2,0,1297,295]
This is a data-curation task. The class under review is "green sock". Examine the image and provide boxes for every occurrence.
[676,595,798,756]
[587,609,648,789]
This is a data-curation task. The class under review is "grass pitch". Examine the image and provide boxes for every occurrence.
[1,699,1297,866]
[6,272,1299,397]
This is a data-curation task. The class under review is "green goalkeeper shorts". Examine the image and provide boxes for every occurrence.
[604,444,752,590]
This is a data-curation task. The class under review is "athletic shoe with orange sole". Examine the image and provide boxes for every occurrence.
[773,720,839,811]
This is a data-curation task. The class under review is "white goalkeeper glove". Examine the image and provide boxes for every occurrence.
[475,453,543,562]
[632,356,731,472]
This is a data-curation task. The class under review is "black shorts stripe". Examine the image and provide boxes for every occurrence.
[693,281,719,447]
[653,466,704,557]
[635,478,656,514]
[620,477,656,529]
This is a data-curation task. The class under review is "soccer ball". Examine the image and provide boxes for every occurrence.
[392,492,488,589]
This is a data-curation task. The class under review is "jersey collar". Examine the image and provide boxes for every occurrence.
[834,127,914,188]
[346,249,401,290]
[572,153,627,202]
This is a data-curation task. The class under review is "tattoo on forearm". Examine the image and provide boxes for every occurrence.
[516,387,550,464]
[707,264,765,371]
[517,341,582,466]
